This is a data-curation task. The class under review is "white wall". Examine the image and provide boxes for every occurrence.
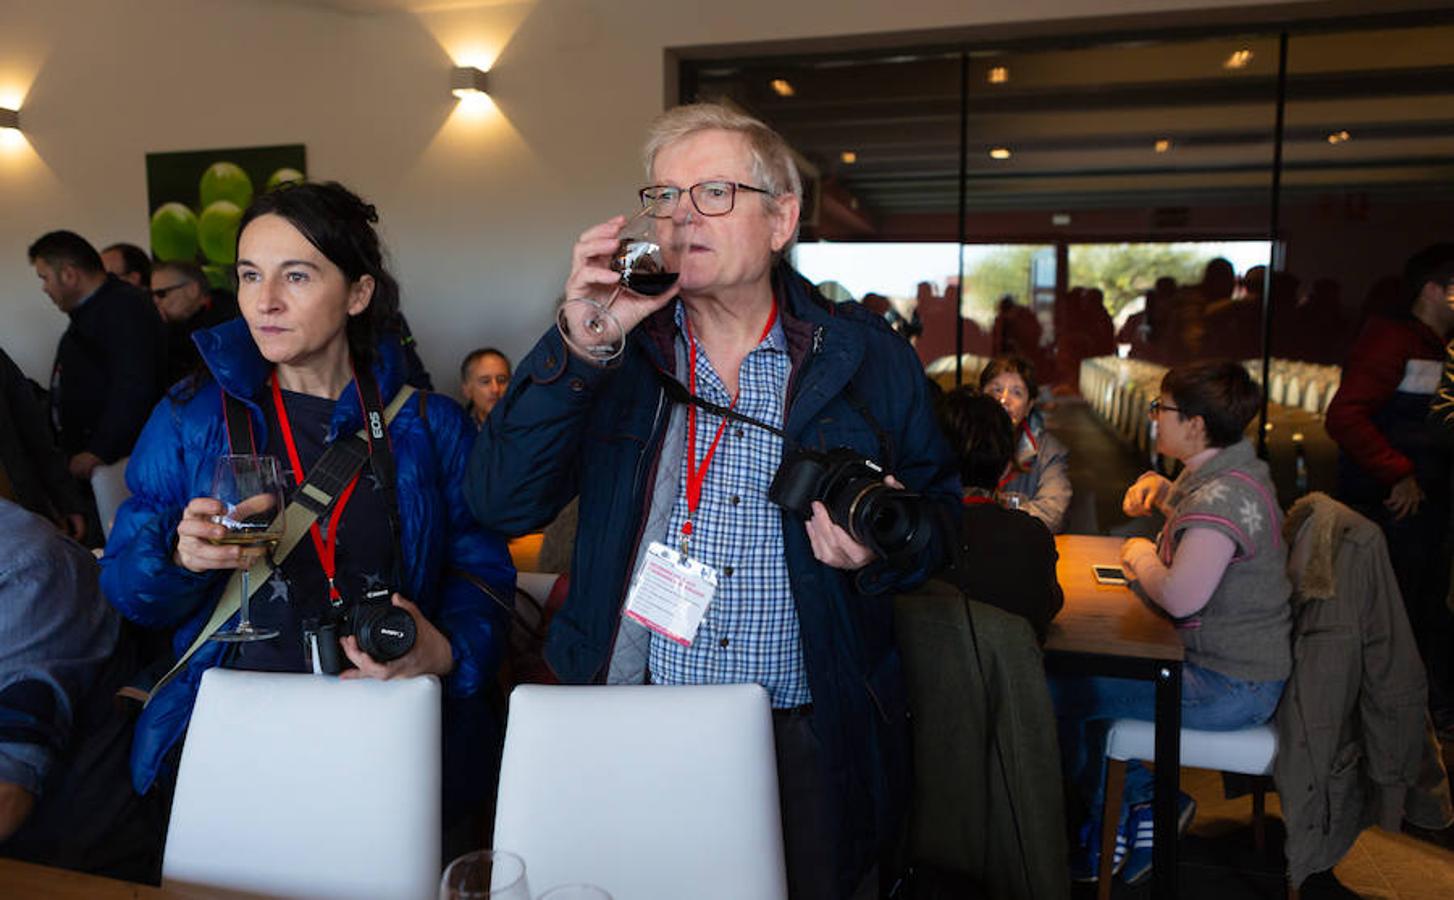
[1,0,1299,392]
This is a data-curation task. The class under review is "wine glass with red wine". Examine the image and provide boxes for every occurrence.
[556,207,680,362]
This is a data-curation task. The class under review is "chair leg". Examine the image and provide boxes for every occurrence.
[1252,783,1267,854]
[1098,759,1128,900]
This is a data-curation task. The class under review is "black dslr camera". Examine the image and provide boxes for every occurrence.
[305,588,417,675]
[769,448,932,564]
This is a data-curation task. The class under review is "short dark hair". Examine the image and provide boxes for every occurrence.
[1161,361,1261,448]
[936,387,1015,490]
[28,231,103,274]
[978,355,1038,402]
[153,259,208,288]
[460,347,510,381]
[1404,243,1454,308]
[102,242,153,286]
[238,182,401,366]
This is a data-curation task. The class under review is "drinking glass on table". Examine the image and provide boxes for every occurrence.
[207,454,285,642]
[537,885,613,900]
[440,849,530,900]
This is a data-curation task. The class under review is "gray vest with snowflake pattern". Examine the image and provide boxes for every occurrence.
[1158,439,1293,682]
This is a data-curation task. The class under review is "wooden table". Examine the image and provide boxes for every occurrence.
[1047,534,1185,900]
[0,859,195,899]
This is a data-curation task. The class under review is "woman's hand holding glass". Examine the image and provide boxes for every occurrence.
[174,497,272,573]
[1121,472,1173,518]
[339,592,455,681]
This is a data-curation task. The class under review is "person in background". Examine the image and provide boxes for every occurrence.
[99,182,514,852]
[0,346,87,541]
[0,499,155,880]
[935,387,1063,638]
[29,231,164,487]
[100,243,152,291]
[149,260,240,388]
[1054,361,1290,886]
[468,102,958,899]
[459,347,511,428]
[1326,242,1454,727]
[979,355,1071,533]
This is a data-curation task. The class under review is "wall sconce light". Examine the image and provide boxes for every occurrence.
[450,66,490,98]
[0,107,18,130]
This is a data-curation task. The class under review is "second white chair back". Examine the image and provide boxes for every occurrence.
[494,684,787,900]
[90,455,130,542]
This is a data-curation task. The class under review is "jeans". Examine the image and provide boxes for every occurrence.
[1049,662,1286,825]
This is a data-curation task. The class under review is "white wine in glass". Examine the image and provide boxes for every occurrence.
[207,454,286,642]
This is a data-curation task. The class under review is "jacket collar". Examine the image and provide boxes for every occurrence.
[636,261,864,433]
[192,317,406,437]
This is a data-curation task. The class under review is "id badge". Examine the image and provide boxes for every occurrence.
[622,541,718,646]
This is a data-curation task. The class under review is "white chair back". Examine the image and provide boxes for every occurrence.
[90,455,130,541]
[163,669,442,900]
[494,684,787,900]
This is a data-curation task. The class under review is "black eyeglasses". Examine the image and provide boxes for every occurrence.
[151,282,192,300]
[1149,398,1182,415]
[638,181,774,218]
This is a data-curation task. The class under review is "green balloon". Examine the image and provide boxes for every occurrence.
[266,167,305,192]
[150,202,199,262]
[199,161,253,211]
[198,200,243,265]
[201,263,232,290]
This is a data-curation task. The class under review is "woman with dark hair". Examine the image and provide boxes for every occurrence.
[100,181,514,836]
[935,388,1063,638]
[1053,361,1290,885]
[979,355,1072,532]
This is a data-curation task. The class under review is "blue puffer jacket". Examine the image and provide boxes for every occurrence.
[467,262,959,895]
[101,318,514,805]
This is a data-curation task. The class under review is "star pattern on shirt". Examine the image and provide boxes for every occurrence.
[1239,497,1264,536]
[362,571,388,594]
[261,575,291,605]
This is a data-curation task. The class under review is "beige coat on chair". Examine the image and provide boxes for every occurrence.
[1275,493,1453,887]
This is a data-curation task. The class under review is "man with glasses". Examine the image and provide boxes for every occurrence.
[1329,242,1454,730]
[468,103,958,899]
[148,260,238,388]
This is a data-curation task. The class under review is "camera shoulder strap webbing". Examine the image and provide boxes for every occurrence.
[145,382,416,705]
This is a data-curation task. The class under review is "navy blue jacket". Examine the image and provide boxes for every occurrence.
[467,263,959,892]
[100,318,514,807]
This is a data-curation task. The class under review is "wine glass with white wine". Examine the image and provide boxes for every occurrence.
[207,454,286,642]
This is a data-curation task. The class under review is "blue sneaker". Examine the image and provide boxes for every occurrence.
[1069,810,1129,882]
[1122,793,1197,886]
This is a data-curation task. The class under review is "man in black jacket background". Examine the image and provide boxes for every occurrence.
[28,231,163,499]
[0,346,87,541]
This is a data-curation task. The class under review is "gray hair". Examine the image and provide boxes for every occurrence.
[642,104,802,246]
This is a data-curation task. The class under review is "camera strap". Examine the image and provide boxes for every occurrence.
[145,379,417,705]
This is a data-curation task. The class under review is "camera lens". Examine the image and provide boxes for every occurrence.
[353,604,417,663]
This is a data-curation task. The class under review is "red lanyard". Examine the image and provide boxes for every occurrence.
[271,373,361,604]
[680,301,778,541]
[962,494,996,506]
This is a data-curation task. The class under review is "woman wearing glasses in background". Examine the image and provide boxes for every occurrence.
[979,355,1071,533]
[1052,361,1291,886]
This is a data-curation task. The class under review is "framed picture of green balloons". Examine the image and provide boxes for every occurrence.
[144,144,307,290]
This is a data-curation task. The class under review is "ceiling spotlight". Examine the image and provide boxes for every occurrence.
[840,150,857,164]
[769,78,795,98]
[1154,138,1172,154]
[1223,49,1253,69]
[0,107,17,131]
[988,66,1009,84]
[1327,130,1351,144]
[450,66,489,98]
[989,147,1012,160]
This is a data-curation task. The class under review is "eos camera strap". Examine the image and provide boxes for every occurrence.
[145,377,416,704]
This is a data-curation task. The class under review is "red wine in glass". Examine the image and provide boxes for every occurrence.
[612,238,679,297]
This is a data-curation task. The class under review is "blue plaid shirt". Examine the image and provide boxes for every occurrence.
[649,301,811,708]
